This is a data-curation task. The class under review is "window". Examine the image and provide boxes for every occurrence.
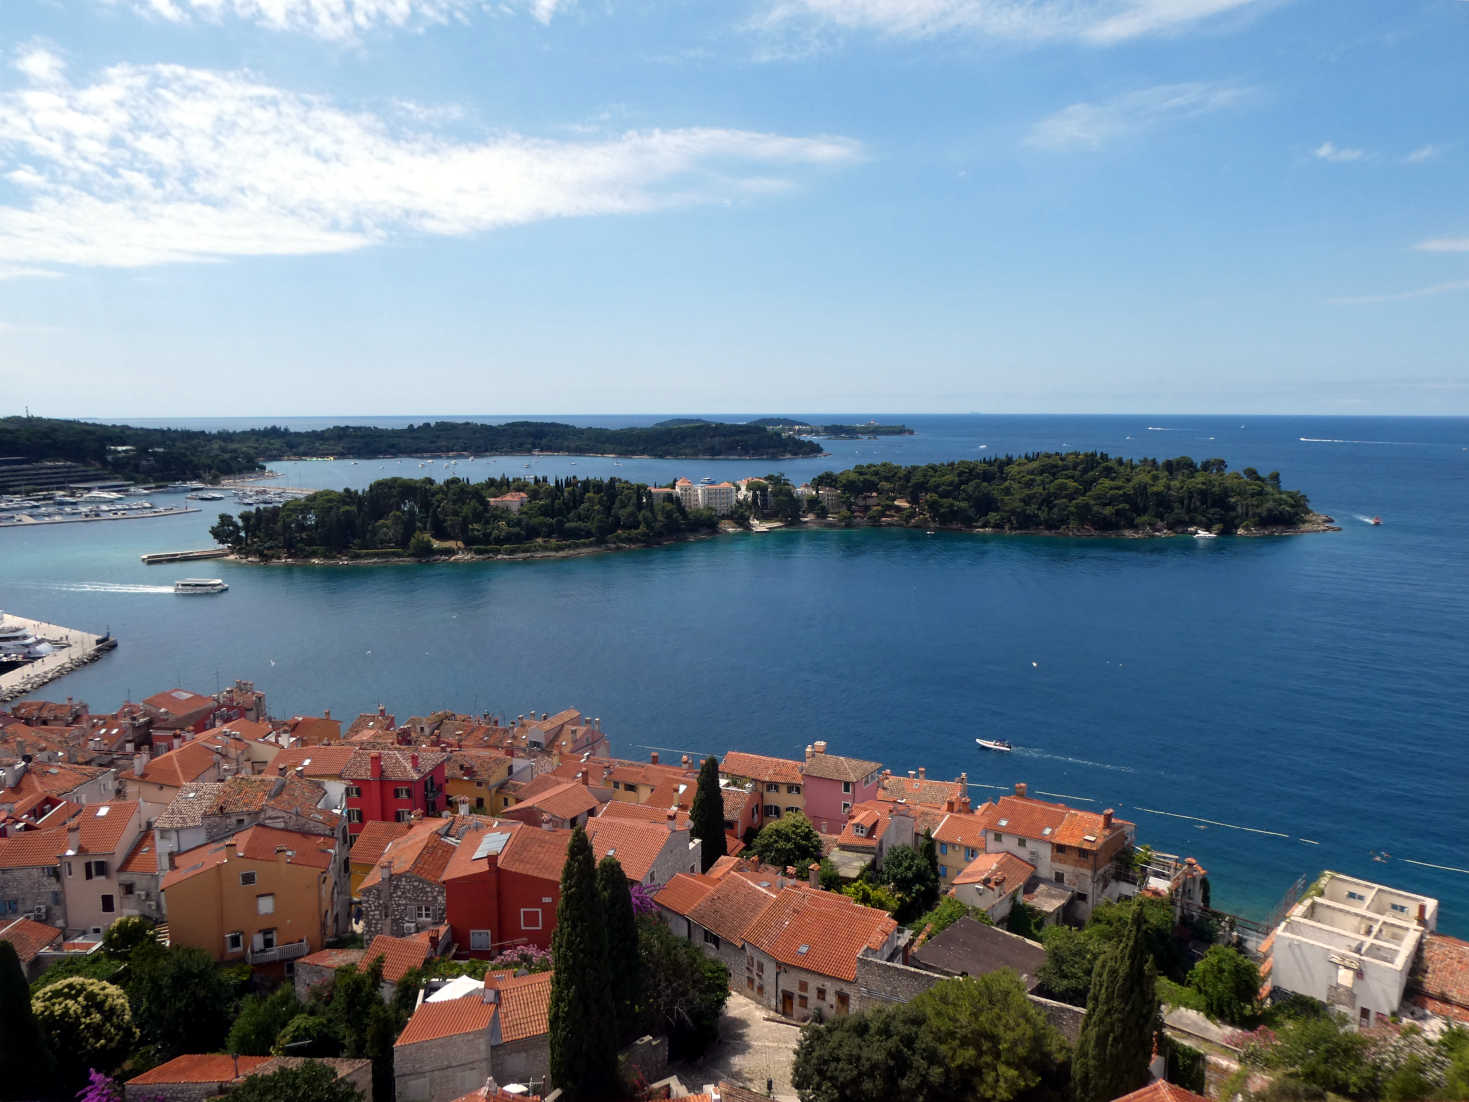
[798,995,808,1008]
[704,930,721,949]
[1390,903,1408,914]
[798,980,808,993]
[1054,845,1067,855]
[841,802,851,815]
[225,931,243,952]
[84,859,107,880]
[993,832,1004,843]
[122,882,135,896]
[787,784,801,795]
[939,842,948,855]
[1,901,16,915]
[842,781,852,794]
[240,871,257,886]
[1346,890,1366,902]
[416,905,434,921]
[816,987,826,1001]
[470,929,492,950]
[965,847,977,860]
[347,808,362,823]
[764,805,779,818]
[65,862,73,878]
[346,785,361,798]
[521,908,542,931]
[1054,871,1065,883]
[394,785,412,799]
[252,928,277,951]
[395,809,413,822]
[766,782,778,792]
[257,893,275,915]
[939,866,947,878]
[101,894,115,913]
[475,796,484,809]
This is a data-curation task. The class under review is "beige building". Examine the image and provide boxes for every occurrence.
[61,800,144,936]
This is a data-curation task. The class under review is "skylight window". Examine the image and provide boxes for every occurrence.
[997,818,1009,827]
[1042,826,1052,836]
[798,945,809,954]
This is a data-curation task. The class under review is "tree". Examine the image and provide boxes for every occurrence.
[225,1059,365,1102]
[548,827,617,1101]
[1073,903,1159,1102]
[596,855,643,1046]
[273,1014,340,1057]
[1188,945,1260,1025]
[100,915,155,957]
[690,756,727,873]
[877,844,939,923]
[1263,1014,1380,1099]
[793,1001,945,1102]
[1005,902,1045,941]
[128,944,237,1060]
[364,1000,398,1102]
[913,897,989,938]
[1036,924,1101,1006]
[0,940,54,1096]
[748,812,823,871]
[229,983,304,1055]
[31,977,135,1082]
[636,918,729,1060]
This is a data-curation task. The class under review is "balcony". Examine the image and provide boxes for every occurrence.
[247,938,310,965]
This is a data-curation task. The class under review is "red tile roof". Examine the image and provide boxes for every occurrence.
[351,819,416,867]
[162,825,336,889]
[953,850,1035,889]
[66,801,139,855]
[298,947,366,970]
[654,873,715,915]
[287,715,343,745]
[800,751,882,784]
[395,994,495,1046]
[119,830,168,875]
[879,774,964,808]
[272,745,357,779]
[933,808,993,850]
[137,740,222,787]
[0,829,67,869]
[127,1054,269,1085]
[743,886,897,982]
[584,816,681,883]
[142,689,216,719]
[1110,1082,1211,1102]
[0,916,62,963]
[497,824,571,881]
[493,970,552,1042]
[359,828,455,892]
[598,801,691,828]
[1412,933,1469,1017]
[342,748,448,781]
[719,751,803,786]
[510,781,600,822]
[687,873,777,947]
[362,934,432,984]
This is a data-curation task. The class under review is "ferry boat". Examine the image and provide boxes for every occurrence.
[976,738,1013,753]
[174,578,229,595]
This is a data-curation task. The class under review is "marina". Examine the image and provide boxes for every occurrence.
[0,612,116,703]
[0,503,200,528]
[140,548,231,565]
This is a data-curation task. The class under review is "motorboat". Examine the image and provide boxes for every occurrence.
[1194,529,1218,539]
[1370,516,1382,526]
[174,578,229,595]
[976,738,1013,752]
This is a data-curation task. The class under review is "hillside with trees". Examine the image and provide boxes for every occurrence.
[811,452,1319,535]
[210,474,719,559]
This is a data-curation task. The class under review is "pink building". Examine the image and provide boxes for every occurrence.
[798,741,883,833]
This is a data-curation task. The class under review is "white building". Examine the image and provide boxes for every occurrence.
[696,482,737,515]
[1264,872,1437,1029]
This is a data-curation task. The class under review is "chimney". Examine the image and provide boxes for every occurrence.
[323,708,331,720]
[944,798,955,813]
[1417,902,1427,927]
[369,752,382,779]
[410,751,421,772]
[785,866,797,878]
[681,754,691,768]
[649,751,659,765]
[378,703,386,716]
[917,766,926,780]
[410,809,423,821]
[805,744,815,762]
[808,862,821,889]
[1102,808,1114,829]
[667,808,677,833]
[907,770,915,779]
[1014,782,1027,798]
[380,859,392,883]
[959,771,967,788]
[540,813,553,832]
[480,985,500,1005]
[67,823,81,854]
[959,796,971,814]
[813,740,828,756]
[457,796,470,816]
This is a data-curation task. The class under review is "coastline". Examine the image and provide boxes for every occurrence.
[223,511,1338,566]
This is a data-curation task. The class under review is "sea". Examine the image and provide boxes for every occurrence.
[3,414,1466,934]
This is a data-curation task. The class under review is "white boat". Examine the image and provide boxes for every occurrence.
[175,578,229,595]
[1193,529,1218,539]
[976,738,1013,752]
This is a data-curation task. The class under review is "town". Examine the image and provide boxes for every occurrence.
[1,686,1465,1102]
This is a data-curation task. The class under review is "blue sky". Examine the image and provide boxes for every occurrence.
[0,0,1465,416]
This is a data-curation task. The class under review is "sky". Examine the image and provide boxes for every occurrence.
[0,0,1465,417]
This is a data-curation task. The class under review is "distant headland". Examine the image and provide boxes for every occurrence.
[209,451,1335,564]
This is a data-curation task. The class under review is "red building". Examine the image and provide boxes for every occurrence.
[342,749,448,836]
[442,820,570,953]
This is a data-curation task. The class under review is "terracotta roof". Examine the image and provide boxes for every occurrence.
[142,689,216,719]
[155,783,226,829]
[516,771,575,801]
[494,970,553,1042]
[511,781,600,821]
[800,751,882,784]
[198,719,274,744]
[395,994,495,1046]
[1110,1082,1211,1102]
[1412,933,1469,1015]
[350,819,416,866]
[162,825,336,889]
[719,751,803,786]
[342,748,448,782]
[0,828,65,868]
[271,745,357,778]
[362,934,432,984]
[0,916,62,962]
[298,947,366,970]
[687,873,777,947]
[654,872,715,915]
[287,715,343,745]
[127,1054,269,1085]
[359,828,455,892]
[65,801,139,854]
[1050,806,1133,850]
[138,740,222,788]
[598,801,691,829]
[953,850,1035,890]
[880,774,964,808]
[496,824,572,881]
[720,787,753,821]
[451,1087,541,1102]
[743,886,897,982]
[933,809,993,850]
[584,816,681,883]
[119,831,168,875]
[4,762,110,800]
[982,795,1068,841]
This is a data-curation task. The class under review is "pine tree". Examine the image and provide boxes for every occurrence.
[690,756,727,873]
[0,940,55,1096]
[549,827,618,1101]
[1072,903,1159,1102]
[596,855,643,1046]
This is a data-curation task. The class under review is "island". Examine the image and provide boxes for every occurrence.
[0,416,823,487]
[749,417,914,438]
[209,452,1332,564]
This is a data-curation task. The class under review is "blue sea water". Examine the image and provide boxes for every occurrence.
[4,414,1467,932]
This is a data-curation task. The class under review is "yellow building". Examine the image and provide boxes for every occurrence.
[161,824,347,970]
[444,750,515,815]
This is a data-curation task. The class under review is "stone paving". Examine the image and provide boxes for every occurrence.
[671,992,804,1101]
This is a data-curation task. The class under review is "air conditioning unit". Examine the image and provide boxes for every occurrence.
[31,905,47,921]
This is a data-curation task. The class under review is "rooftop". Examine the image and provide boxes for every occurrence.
[800,751,882,784]
[0,916,63,963]
[362,933,433,984]
[584,815,682,883]
[1275,872,1436,973]
[719,751,803,786]
[162,824,337,889]
[911,917,1046,987]
[127,1054,269,1086]
[343,748,449,781]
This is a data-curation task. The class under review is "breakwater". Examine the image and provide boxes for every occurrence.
[0,615,117,703]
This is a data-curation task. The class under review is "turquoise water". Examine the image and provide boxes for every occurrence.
[3,415,1466,931]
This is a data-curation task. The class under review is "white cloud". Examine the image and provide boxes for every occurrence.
[755,0,1273,44]
[1313,140,1365,163]
[1329,279,1469,305]
[1405,144,1441,163]
[109,0,570,40]
[1415,237,1469,253]
[0,61,861,276]
[14,47,66,85]
[1024,81,1249,152]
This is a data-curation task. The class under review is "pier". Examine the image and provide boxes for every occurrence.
[0,615,117,703]
[140,547,230,565]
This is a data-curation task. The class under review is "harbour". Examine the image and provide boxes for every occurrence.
[0,611,117,703]
[140,547,231,564]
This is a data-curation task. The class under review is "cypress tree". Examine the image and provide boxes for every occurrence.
[1072,903,1159,1102]
[0,940,55,1096]
[690,756,727,873]
[596,855,643,1046]
[549,827,618,1101]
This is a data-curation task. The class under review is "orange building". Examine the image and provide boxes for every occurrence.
[161,824,348,971]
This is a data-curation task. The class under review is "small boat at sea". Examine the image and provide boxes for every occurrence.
[175,578,228,595]
[1370,516,1382,525]
[1194,529,1218,539]
[976,738,1012,753]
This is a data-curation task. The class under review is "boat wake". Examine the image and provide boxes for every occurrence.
[26,582,175,595]
[1011,747,1137,774]
[1134,805,1290,839]
[1300,437,1428,447]
[1351,514,1378,525]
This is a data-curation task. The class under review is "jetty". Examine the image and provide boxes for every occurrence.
[140,547,230,565]
[0,614,117,703]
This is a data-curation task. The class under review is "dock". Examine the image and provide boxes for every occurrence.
[0,615,117,703]
[140,548,230,565]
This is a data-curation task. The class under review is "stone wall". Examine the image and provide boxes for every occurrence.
[360,873,445,940]
[1028,993,1085,1045]
[492,1033,551,1088]
[0,865,64,928]
[395,1030,492,1102]
[122,1079,234,1102]
[619,1035,667,1089]
[855,955,943,1010]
